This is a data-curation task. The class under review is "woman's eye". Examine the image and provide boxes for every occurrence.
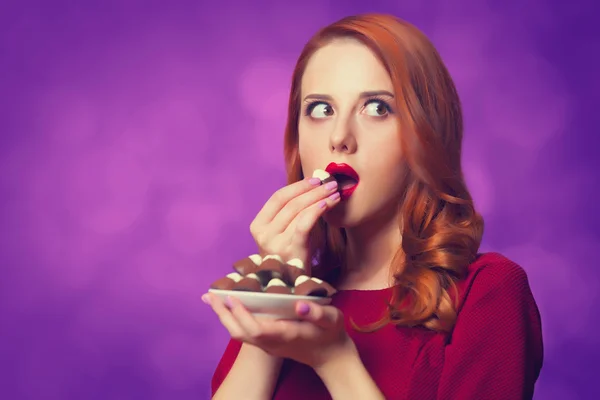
[364,100,389,117]
[309,103,334,118]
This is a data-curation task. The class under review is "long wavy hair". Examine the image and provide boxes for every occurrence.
[283,14,484,333]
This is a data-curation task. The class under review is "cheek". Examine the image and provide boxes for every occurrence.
[371,154,404,193]
[360,122,402,167]
[360,133,404,193]
[298,122,329,165]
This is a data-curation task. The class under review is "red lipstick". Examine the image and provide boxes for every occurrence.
[325,162,360,200]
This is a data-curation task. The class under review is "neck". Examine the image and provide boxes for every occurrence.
[342,208,403,288]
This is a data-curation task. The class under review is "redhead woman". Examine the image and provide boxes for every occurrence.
[203,13,543,400]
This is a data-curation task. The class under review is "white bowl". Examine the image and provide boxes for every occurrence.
[208,289,332,320]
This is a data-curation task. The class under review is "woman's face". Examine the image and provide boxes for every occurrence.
[298,38,405,228]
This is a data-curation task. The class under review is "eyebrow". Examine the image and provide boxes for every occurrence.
[303,90,395,102]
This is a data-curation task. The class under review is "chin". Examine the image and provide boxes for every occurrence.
[324,194,400,231]
[323,200,364,229]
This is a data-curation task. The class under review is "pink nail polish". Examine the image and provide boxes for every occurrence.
[328,192,340,201]
[201,294,210,305]
[325,181,337,190]
[318,200,327,208]
[309,177,322,186]
[298,303,310,315]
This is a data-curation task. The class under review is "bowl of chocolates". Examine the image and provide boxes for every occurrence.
[208,254,337,319]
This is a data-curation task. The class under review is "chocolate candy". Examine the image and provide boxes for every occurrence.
[255,255,284,286]
[265,278,293,295]
[312,169,337,185]
[282,258,307,285]
[233,254,262,275]
[210,253,337,298]
[210,272,243,290]
[233,273,262,292]
[294,275,337,297]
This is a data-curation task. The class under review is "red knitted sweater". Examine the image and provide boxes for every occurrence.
[211,252,544,399]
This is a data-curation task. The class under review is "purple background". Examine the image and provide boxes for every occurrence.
[1,0,598,399]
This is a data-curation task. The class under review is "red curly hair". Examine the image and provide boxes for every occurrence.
[283,14,484,332]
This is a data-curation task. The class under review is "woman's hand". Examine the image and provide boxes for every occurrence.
[249,177,341,273]
[203,293,356,370]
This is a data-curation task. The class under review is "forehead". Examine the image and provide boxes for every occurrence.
[301,38,393,96]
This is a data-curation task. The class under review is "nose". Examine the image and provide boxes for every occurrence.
[328,116,357,154]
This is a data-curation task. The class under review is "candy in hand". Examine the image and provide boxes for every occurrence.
[210,272,243,290]
[293,275,337,297]
[265,278,293,295]
[209,253,338,299]
[255,255,285,286]
[282,258,307,285]
[233,254,262,275]
[312,169,337,185]
[233,273,262,292]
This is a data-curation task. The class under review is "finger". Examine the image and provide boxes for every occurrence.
[227,296,262,338]
[207,294,245,338]
[252,177,323,227]
[285,191,341,241]
[260,319,305,343]
[296,302,341,329]
[269,180,339,233]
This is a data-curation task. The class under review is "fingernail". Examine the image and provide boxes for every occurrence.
[309,177,322,186]
[225,296,233,308]
[318,200,327,208]
[298,302,310,315]
[201,294,210,305]
[325,181,338,190]
[328,192,340,201]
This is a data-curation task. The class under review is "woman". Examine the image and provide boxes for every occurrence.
[203,13,543,400]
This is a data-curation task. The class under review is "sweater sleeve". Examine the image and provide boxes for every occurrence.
[210,339,243,397]
[437,261,544,400]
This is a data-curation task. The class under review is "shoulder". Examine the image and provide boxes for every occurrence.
[457,252,535,311]
[443,253,544,392]
[451,252,542,342]
[465,251,530,288]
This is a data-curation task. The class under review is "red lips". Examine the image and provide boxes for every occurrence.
[325,162,359,200]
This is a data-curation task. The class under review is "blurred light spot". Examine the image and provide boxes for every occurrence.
[431,20,495,92]
[165,198,224,256]
[149,332,207,390]
[238,58,291,123]
[25,158,108,288]
[251,119,286,170]
[33,87,100,149]
[504,244,596,352]
[463,160,495,216]
[265,1,332,44]
[480,55,569,150]
[164,166,247,256]
[118,97,209,183]
[66,145,150,235]
[129,242,198,299]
